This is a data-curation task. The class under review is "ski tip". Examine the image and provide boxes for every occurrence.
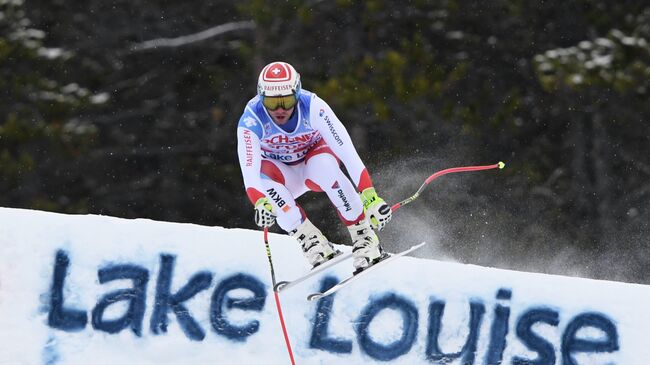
[274,281,289,292]
[307,293,323,301]
[498,161,505,169]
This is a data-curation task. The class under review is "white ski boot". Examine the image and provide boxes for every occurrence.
[290,218,337,268]
[347,218,387,274]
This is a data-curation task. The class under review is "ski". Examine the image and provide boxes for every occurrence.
[274,250,353,292]
[307,242,427,301]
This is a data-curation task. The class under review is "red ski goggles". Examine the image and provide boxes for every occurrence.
[262,94,298,111]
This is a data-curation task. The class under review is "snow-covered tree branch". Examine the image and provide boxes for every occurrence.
[130,20,255,52]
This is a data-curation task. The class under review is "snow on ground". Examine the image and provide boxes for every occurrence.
[1,207,649,364]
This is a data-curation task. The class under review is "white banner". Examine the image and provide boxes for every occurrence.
[1,207,649,364]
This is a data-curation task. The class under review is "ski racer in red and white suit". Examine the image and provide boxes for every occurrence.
[236,61,392,271]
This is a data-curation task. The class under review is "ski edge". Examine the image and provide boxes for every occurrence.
[306,242,427,301]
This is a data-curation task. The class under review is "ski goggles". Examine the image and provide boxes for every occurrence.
[262,94,298,111]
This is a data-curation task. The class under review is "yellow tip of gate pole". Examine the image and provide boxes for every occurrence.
[498,161,505,169]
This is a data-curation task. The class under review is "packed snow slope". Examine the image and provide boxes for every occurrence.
[1,207,649,365]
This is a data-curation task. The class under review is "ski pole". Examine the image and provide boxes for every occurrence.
[391,161,505,212]
[263,227,297,365]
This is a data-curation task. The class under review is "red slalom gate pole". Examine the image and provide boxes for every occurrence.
[263,227,297,365]
[391,162,505,212]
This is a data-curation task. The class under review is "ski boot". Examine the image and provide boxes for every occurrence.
[290,218,338,269]
[347,218,389,275]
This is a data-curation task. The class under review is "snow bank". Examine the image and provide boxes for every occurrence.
[1,207,649,364]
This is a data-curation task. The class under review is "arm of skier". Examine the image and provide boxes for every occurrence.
[309,95,370,190]
[237,121,275,227]
[310,95,392,230]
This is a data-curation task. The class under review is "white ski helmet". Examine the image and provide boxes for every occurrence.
[257,61,301,97]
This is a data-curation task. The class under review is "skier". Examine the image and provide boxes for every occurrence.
[236,61,392,273]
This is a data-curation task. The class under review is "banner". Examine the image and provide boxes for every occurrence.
[1,207,649,364]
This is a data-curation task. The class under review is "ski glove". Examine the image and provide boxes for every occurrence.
[360,187,392,231]
[254,197,276,228]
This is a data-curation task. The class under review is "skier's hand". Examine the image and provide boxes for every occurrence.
[254,197,276,228]
[360,187,392,231]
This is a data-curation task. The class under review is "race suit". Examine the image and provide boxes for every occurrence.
[236,89,373,232]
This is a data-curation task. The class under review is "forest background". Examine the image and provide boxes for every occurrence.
[1,1,648,283]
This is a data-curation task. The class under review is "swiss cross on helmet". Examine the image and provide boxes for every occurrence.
[257,62,301,98]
